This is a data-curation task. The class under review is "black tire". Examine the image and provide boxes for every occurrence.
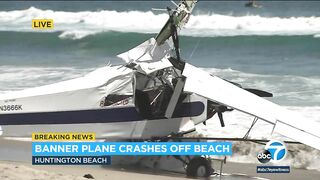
[186,157,213,177]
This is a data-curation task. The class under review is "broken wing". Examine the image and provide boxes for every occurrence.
[182,63,320,150]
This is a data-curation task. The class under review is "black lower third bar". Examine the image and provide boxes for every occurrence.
[32,156,111,165]
[257,166,290,173]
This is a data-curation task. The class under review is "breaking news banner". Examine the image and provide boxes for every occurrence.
[31,133,232,165]
[32,142,233,156]
[32,132,107,165]
[32,132,96,141]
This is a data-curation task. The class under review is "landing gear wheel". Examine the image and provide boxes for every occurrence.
[186,157,213,177]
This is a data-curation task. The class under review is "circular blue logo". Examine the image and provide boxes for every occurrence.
[265,140,287,163]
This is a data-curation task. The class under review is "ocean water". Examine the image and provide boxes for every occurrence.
[0,1,319,170]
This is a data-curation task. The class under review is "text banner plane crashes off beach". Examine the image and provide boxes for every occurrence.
[0,0,319,151]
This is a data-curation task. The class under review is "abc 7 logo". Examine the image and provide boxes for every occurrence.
[257,149,272,163]
[257,140,287,163]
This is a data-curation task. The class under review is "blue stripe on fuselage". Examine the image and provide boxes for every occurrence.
[0,102,204,125]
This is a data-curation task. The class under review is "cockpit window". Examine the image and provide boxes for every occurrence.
[134,68,184,119]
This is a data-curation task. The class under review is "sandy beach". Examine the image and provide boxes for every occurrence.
[0,138,319,180]
[0,161,187,180]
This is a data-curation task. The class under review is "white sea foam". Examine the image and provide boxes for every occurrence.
[1,7,320,39]
[0,66,92,92]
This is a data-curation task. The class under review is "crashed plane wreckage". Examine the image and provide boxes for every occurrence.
[0,0,319,177]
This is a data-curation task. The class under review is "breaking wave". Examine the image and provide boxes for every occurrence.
[1,7,320,39]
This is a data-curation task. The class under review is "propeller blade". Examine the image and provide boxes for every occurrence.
[218,112,225,127]
[245,88,273,97]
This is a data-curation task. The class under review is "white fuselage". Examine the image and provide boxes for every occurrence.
[0,65,207,139]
